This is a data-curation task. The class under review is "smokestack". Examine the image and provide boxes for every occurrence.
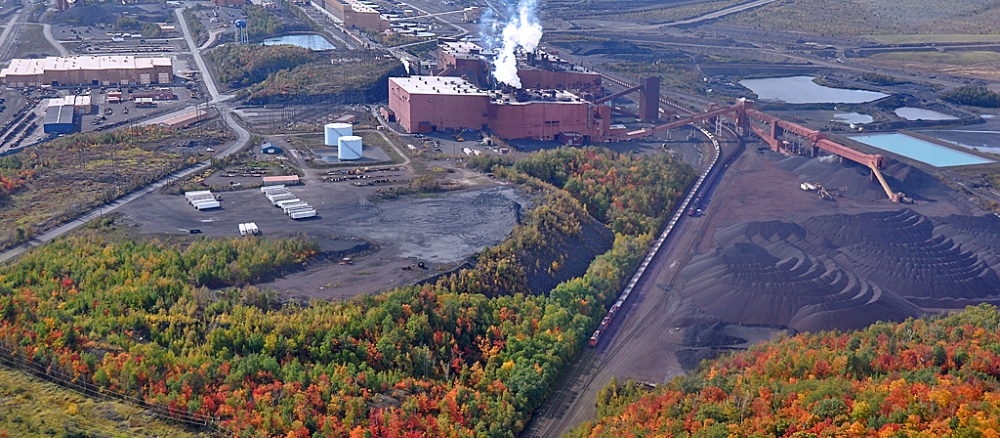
[639,76,661,124]
[483,0,542,88]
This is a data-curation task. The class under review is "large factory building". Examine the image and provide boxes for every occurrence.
[389,40,622,142]
[314,0,389,31]
[489,91,610,141]
[390,76,490,133]
[0,56,173,87]
[389,75,610,141]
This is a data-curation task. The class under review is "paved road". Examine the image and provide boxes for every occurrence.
[41,23,68,56]
[663,0,779,27]
[0,7,252,264]
[0,163,214,264]
[175,7,222,101]
[370,108,412,166]
[0,9,24,62]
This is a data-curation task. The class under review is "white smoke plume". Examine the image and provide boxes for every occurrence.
[484,0,542,88]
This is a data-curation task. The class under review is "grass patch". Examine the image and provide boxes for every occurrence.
[603,60,705,94]
[205,44,320,88]
[240,50,405,104]
[360,131,404,164]
[0,126,227,250]
[867,34,1000,44]
[288,131,404,167]
[0,366,204,437]
[725,0,1000,39]
[871,50,1000,65]
[608,0,745,24]
[12,24,56,59]
[182,6,208,47]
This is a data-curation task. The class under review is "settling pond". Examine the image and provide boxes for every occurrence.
[851,133,994,167]
[832,112,873,124]
[894,107,958,121]
[262,34,336,51]
[739,76,888,104]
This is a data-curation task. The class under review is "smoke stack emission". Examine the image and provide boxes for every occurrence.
[480,0,542,88]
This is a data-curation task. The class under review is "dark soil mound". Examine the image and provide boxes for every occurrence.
[681,209,1000,332]
[777,156,949,202]
[683,323,746,348]
[54,4,156,26]
[524,213,614,296]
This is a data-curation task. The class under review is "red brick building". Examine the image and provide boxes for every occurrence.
[389,76,611,141]
[389,76,490,133]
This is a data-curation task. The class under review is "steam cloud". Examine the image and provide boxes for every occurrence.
[482,0,542,88]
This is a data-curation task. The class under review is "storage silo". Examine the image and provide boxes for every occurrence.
[338,136,363,160]
[324,122,353,146]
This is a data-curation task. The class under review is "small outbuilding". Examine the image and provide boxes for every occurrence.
[43,105,78,134]
[262,175,300,186]
[261,143,281,154]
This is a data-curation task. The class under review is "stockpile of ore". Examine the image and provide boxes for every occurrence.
[682,209,1000,332]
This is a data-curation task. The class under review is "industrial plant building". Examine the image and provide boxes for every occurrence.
[313,0,389,31]
[43,105,79,135]
[0,56,173,87]
[387,41,660,142]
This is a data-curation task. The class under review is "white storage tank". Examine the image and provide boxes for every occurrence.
[338,135,363,160]
[325,123,353,146]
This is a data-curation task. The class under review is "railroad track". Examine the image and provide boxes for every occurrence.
[526,120,743,438]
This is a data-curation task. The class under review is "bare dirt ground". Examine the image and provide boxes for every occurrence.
[115,181,528,300]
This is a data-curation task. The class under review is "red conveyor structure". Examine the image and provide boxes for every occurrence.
[615,98,904,202]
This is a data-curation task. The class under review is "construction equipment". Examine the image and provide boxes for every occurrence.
[817,184,836,202]
[868,160,913,203]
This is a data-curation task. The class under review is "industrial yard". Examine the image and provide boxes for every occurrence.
[3,0,1000,435]
[115,177,528,300]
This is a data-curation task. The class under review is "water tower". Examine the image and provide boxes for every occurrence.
[234,19,248,45]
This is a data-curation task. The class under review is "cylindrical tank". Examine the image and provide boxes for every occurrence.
[338,136,363,160]
[324,123,353,146]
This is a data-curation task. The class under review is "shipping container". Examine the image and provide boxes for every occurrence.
[268,194,295,204]
[281,202,309,213]
[187,194,215,205]
[275,198,301,209]
[247,222,259,235]
[261,185,286,193]
[193,200,220,210]
[239,223,247,236]
[285,205,314,215]
[290,210,316,219]
[265,191,292,200]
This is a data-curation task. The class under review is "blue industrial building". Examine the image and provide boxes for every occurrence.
[43,105,79,134]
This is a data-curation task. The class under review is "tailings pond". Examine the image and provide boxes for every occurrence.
[262,34,336,51]
[739,76,888,104]
[832,112,873,124]
[894,107,958,121]
[917,129,1000,155]
[851,133,994,167]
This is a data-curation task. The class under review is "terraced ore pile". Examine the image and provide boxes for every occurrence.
[681,209,1000,332]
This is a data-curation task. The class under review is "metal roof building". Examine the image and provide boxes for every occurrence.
[47,95,94,114]
[43,105,79,134]
[0,56,173,87]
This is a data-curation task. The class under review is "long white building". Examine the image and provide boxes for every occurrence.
[0,56,173,87]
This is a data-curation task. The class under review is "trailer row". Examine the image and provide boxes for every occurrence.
[260,185,316,219]
[238,222,260,236]
[184,190,220,211]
